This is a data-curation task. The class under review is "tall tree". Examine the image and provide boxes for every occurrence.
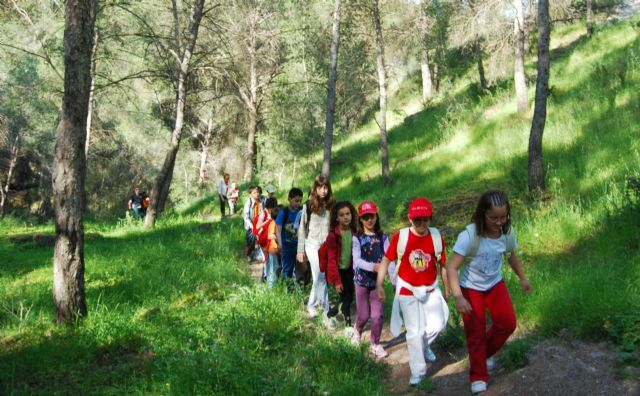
[144,0,207,227]
[419,0,433,102]
[322,0,342,178]
[514,0,528,112]
[528,0,550,193]
[52,0,97,323]
[586,0,593,37]
[372,0,390,184]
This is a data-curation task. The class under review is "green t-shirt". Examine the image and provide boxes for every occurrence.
[340,230,352,270]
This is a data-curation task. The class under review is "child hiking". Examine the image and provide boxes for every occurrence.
[297,175,335,319]
[325,201,358,329]
[242,185,266,262]
[352,200,394,358]
[376,197,450,386]
[446,190,532,394]
[275,188,303,281]
[260,197,280,288]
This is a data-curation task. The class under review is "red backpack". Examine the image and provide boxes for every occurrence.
[257,218,272,250]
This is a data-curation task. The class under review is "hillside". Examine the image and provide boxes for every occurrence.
[1,16,639,395]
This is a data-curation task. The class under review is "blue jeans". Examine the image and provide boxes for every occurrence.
[265,253,279,288]
[280,251,296,279]
[132,206,144,218]
[245,229,257,258]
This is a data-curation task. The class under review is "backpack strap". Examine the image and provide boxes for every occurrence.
[394,227,410,277]
[303,200,312,238]
[429,227,442,263]
[465,223,480,257]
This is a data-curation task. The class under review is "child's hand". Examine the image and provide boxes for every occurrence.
[376,285,385,302]
[296,253,306,263]
[443,287,451,302]
[335,284,343,293]
[520,278,532,294]
[268,234,276,240]
[373,263,381,272]
[454,295,472,315]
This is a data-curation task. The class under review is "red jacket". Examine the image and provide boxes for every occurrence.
[326,226,354,286]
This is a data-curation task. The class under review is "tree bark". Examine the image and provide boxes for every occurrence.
[242,14,259,182]
[514,0,528,112]
[528,0,550,193]
[474,40,487,91]
[145,0,206,227]
[0,135,19,218]
[372,0,390,185]
[197,114,213,188]
[52,0,97,324]
[322,0,341,178]
[419,0,433,103]
[586,0,593,37]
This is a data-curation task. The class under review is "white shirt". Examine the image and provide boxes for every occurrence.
[453,230,518,291]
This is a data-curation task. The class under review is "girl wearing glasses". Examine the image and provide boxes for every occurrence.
[446,190,532,394]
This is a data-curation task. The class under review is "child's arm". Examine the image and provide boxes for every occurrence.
[375,256,391,301]
[296,206,307,262]
[352,237,376,272]
[440,264,450,301]
[446,253,472,315]
[507,252,532,293]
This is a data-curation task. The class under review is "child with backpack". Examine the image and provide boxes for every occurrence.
[242,185,266,262]
[351,200,393,358]
[275,188,303,281]
[324,201,358,329]
[376,197,450,386]
[446,190,532,395]
[259,197,280,288]
[297,175,335,319]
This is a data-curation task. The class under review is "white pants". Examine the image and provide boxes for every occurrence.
[399,288,447,377]
[306,241,329,312]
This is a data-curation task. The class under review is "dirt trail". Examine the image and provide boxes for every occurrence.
[246,260,637,395]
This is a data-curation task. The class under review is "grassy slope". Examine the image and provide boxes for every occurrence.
[1,18,639,394]
[324,19,640,346]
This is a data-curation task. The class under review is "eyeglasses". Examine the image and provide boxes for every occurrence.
[361,214,376,221]
[411,217,431,224]
[486,215,509,223]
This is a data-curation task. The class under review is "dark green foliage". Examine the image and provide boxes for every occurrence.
[498,338,536,372]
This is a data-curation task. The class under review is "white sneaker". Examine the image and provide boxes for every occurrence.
[350,326,361,345]
[307,306,318,318]
[409,373,425,386]
[471,380,487,394]
[487,357,495,371]
[370,343,388,358]
[424,346,436,362]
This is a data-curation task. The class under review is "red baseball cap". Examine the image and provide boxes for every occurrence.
[408,197,432,219]
[358,200,378,216]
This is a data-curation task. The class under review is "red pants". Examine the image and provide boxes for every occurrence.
[461,281,516,382]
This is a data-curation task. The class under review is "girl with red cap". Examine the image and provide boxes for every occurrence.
[351,200,394,358]
[376,197,450,386]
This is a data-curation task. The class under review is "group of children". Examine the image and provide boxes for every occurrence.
[241,175,532,394]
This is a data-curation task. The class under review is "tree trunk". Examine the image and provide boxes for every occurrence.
[586,0,593,37]
[322,0,341,178]
[145,0,206,227]
[0,135,19,218]
[514,0,528,112]
[52,0,97,324]
[85,26,98,157]
[474,40,487,91]
[528,0,550,193]
[373,0,390,185]
[242,17,259,182]
[197,114,213,188]
[419,0,433,103]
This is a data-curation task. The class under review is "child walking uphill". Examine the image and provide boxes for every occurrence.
[376,198,450,386]
[275,188,303,281]
[446,190,532,395]
[325,201,358,329]
[242,185,266,262]
[352,201,394,358]
[260,197,280,288]
[297,175,335,319]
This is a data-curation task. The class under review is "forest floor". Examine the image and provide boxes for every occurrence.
[247,260,638,395]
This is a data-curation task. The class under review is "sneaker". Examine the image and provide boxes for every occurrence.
[409,373,425,386]
[471,380,487,394]
[370,343,388,358]
[322,312,336,331]
[343,326,354,338]
[424,346,437,362]
[307,306,318,318]
[487,357,495,372]
[350,326,361,345]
